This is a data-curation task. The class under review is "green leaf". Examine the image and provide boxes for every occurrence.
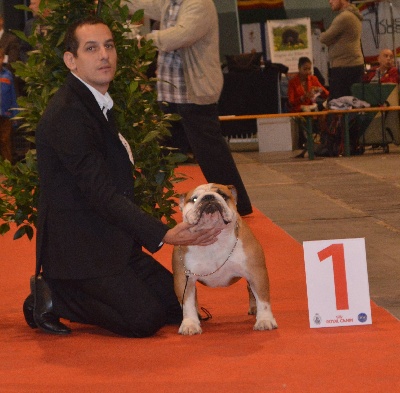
[13,226,28,240]
[0,223,10,235]
[1,0,186,241]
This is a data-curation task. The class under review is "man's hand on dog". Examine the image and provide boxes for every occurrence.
[163,222,222,246]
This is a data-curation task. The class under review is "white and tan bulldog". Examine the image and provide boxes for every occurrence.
[172,183,277,335]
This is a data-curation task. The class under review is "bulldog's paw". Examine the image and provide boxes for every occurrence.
[253,317,278,331]
[178,319,202,335]
[248,306,257,315]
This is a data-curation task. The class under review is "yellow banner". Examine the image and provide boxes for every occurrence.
[238,0,284,9]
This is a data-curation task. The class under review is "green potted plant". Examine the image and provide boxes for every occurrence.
[0,0,186,241]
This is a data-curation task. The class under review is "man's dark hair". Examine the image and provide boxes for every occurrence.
[64,16,109,56]
[298,56,311,68]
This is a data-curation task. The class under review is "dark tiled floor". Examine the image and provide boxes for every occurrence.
[232,145,400,320]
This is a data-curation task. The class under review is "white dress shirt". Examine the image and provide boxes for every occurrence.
[71,72,134,165]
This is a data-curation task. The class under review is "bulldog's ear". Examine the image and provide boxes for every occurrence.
[179,193,187,211]
[227,185,238,204]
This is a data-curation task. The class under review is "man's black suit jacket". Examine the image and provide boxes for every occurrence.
[36,73,169,279]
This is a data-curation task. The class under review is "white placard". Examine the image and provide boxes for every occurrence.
[303,238,372,328]
[241,23,263,54]
[266,17,313,73]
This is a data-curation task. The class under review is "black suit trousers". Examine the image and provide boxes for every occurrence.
[46,250,182,337]
[160,102,252,215]
[328,65,364,101]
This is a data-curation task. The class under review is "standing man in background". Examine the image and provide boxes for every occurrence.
[122,0,253,216]
[20,0,50,63]
[0,15,20,68]
[320,0,364,100]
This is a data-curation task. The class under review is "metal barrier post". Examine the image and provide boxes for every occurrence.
[306,116,314,160]
[344,113,350,157]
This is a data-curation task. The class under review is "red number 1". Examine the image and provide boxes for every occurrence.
[318,244,349,310]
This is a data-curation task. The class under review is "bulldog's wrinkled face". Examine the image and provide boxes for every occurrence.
[180,184,237,230]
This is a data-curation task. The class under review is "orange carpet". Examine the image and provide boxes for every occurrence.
[1,165,400,392]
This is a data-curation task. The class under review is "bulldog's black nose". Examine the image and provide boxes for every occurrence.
[203,194,215,201]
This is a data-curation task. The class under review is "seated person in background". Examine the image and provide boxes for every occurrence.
[288,57,329,112]
[363,49,399,84]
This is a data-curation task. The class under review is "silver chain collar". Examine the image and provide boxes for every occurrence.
[179,222,239,277]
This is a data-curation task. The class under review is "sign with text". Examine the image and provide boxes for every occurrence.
[360,1,400,63]
[266,17,313,73]
[303,238,372,329]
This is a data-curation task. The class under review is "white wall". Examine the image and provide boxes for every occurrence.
[285,0,329,10]
[214,0,242,58]
[214,0,237,13]
[284,0,334,28]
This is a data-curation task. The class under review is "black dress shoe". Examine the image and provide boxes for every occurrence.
[23,293,37,329]
[31,275,72,335]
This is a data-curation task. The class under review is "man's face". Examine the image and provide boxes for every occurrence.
[64,23,117,94]
[329,0,345,11]
[379,50,394,69]
[29,0,41,14]
[29,0,50,17]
